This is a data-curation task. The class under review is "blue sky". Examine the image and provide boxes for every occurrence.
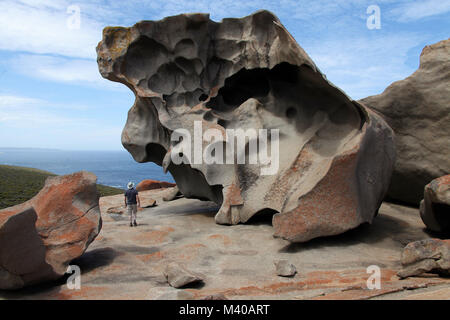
[0,0,448,151]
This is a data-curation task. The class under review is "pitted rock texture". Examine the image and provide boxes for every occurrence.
[420,175,450,233]
[97,10,395,242]
[360,39,450,205]
[0,171,102,290]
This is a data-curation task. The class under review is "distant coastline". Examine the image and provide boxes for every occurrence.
[0,148,174,189]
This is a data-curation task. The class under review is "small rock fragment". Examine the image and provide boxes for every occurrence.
[106,205,126,214]
[398,239,450,279]
[274,259,297,277]
[164,262,203,288]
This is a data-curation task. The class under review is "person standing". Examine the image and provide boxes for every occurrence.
[125,182,140,227]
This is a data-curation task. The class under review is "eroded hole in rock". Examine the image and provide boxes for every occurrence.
[203,111,215,122]
[217,119,227,128]
[246,208,279,225]
[207,67,271,112]
[122,36,169,82]
[144,143,167,166]
[286,107,297,119]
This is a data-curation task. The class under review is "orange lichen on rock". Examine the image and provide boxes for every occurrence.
[136,179,175,192]
[0,171,102,290]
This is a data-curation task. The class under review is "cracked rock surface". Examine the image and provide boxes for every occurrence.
[97,10,395,242]
[0,171,102,290]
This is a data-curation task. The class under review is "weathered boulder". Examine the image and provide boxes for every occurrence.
[136,179,175,192]
[274,259,297,277]
[164,262,203,288]
[97,10,395,242]
[398,239,450,279]
[420,175,450,233]
[360,39,450,205]
[0,171,102,290]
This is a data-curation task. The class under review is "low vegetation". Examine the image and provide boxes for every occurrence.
[0,164,123,210]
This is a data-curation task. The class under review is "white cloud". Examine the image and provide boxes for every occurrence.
[0,93,123,150]
[0,94,91,112]
[304,32,423,99]
[0,95,43,107]
[390,0,450,22]
[0,0,102,59]
[0,94,87,125]
[9,54,124,89]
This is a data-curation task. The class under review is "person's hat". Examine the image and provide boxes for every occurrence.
[127,182,134,189]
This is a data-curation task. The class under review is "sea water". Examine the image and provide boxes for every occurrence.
[0,148,174,189]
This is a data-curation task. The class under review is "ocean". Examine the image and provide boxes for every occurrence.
[0,148,174,189]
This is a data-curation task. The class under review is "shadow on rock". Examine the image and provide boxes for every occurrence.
[180,280,206,290]
[245,209,278,226]
[423,228,450,240]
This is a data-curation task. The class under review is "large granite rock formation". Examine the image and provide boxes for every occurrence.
[97,10,395,242]
[420,175,450,233]
[360,39,450,206]
[0,171,102,290]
